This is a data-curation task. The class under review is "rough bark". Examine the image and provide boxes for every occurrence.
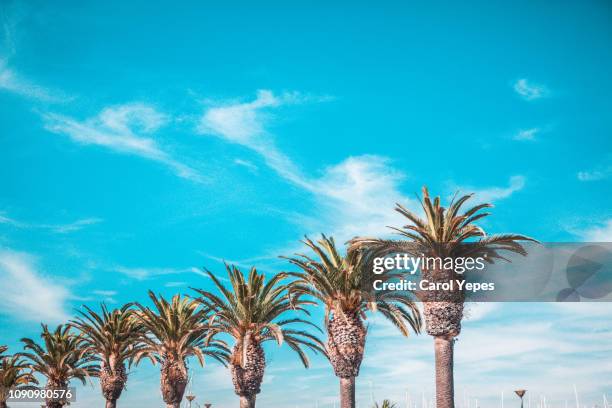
[100,357,126,408]
[423,301,464,337]
[339,377,356,408]
[231,334,265,401]
[0,400,7,408]
[326,311,366,379]
[45,380,67,408]
[160,356,188,408]
[434,336,455,408]
[419,267,462,408]
[239,394,256,408]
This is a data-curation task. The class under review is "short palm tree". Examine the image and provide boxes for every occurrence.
[0,348,39,408]
[21,324,99,408]
[349,187,536,408]
[70,304,144,408]
[284,235,421,408]
[192,264,326,408]
[133,291,229,408]
[372,400,397,408]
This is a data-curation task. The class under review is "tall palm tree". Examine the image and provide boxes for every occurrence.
[133,291,229,408]
[0,348,39,408]
[284,235,422,408]
[192,264,326,408]
[349,187,536,408]
[21,324,99,408]
[70,304,145,408]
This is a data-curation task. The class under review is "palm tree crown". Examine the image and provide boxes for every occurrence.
[287,235,422,336]
[70,304,145,407]
[193,264,325,407]
[21,324,99,386]
[133,291,229,408]
[21,324,98,408]
[0,348,39,406]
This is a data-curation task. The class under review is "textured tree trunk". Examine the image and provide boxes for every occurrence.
[100,358,127,406]
[326,311,366,379]
[160,358,188,408]
[231,334,265,399]
[239,394,256,408]
[0,400,7,408]
[45,380,67,408]
[434,336,455,408]
[339,377,355,408]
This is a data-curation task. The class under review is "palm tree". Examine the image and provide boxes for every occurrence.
[133,291,229,408]
[349,187,536,408]
[21,324,99,408]
[70,304,145,408]
[192,264,326,408]
[0,348,39,408]
[284,235,421,408]
[372,400,397,408]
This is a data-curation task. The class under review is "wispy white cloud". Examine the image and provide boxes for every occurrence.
[577,166,612,182]
[513,78,548,101]
[307,155,418,240]
[0,58,71,102]
[0,249,70,323]
[0,212,102,233]
[198,90,416,241]
[115,265,202,281]
[43,103,204,182]
[234,158,258,172]
[164,281,187,288]
[452,175,526,204]
[91,290,117,297]
[197,90,326,188]
[575,219,612,241]
[513,127,539,141]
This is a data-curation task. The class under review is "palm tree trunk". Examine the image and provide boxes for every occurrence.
[239,394,256,408]
[434,336,455,408]
[105,399,117,408]
[339,377,356,408]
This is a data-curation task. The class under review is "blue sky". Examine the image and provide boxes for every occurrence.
[1,1,611,407]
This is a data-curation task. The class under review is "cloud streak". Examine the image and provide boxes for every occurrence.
[513,78,548,101]
[453,175,526,204]
[575,219,612,241]
[0,58,71,102]
[513,127,539,141]
[43,103,204,182]
[577,166,612,182]
[0,249,71,324]
[0,213,102,233]
[197,90,416,241]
